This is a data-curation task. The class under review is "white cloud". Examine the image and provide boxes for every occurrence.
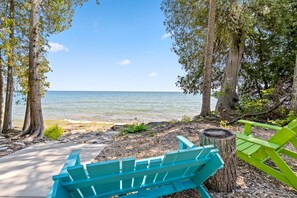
[148,72,159,77]
[117,59,131,65]
[161,32,172,40]
[48,42,69,53]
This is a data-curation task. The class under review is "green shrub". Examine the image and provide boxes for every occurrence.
[44,125,64,140]
[181,115,191,123]
[269,111,297,126]
[121,123,149,134]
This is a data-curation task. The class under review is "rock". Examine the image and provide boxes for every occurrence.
[86,140,101,144]
[0,146,8,151]
[106,130,119,136]
[110,125,125,131]
[11,136,20,140]
[75,139,85,144]
[14,142,26,147]
[6,149,13,152]
[88,132,97,136]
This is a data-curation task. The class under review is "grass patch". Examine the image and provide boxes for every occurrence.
[44,125,64,140]
[121,123,149,134]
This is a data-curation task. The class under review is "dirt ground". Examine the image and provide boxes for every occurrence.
[95,120,297,198]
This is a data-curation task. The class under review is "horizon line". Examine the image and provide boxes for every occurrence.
[47,90,183,92]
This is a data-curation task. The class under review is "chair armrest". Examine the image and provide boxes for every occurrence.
[59,149,81,174]
[238,120,282,135]
[236,134,279,149]
[176,136,196,149]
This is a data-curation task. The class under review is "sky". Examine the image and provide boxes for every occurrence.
[47,0,184,91]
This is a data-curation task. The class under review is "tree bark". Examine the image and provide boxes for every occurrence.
[291,55,297,113]
[199,128,237,192]
[201,0,217,116]
[0,50,4,132]
[22,0,44,139]
[216,33,244,115]
[2,0,15,133]
[22,95,31,131]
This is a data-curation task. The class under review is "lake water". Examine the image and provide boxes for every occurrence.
[13,91,217,123]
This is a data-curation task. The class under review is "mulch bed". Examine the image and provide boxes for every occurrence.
[95,120,297,198]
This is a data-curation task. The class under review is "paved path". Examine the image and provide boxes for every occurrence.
[0,142,105,197]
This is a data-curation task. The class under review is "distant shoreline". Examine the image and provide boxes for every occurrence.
[46,90,184,93]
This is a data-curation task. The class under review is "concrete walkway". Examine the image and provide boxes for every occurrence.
[0,142,105,197]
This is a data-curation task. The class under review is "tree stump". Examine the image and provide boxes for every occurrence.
[199,128,236,192]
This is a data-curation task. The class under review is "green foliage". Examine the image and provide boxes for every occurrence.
[44,125,64,140]
[121,123,149,134]
[237,88,275,114]
[181,115,191,123]
[169,119,178,124]
[162,0,296,117]
[269,111,297,126]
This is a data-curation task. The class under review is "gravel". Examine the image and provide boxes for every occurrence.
[95,121,297,198]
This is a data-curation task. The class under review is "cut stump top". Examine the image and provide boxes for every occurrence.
[202,128,234,139]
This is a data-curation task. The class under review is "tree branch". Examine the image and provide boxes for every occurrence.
[228,95,290,124]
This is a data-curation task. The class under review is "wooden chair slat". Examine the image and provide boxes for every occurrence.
[237,142,255,151]
[196,145,215,159]
[165,148,203,180]
[122,158,136,189]
[67,165,95,197]
[241,144,261,155]
[268,127,296,147]
[86,160,120,194]
[133,160,149,188]
[144,158,162,185]
[154,152,177,183]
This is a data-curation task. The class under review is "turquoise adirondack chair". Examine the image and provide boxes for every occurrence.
[236,119,297,189]
[47,136,224,198]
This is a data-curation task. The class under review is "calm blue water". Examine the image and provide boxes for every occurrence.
[13,91,216,123]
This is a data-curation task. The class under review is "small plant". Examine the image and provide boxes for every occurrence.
[181,115,192,123]
[169,119,178,124]
[220,120,230,129]
[269,111,297,126]
[44,125,64,140]
[121,123,149,134]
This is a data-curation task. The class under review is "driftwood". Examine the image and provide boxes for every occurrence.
[199,128,237,192]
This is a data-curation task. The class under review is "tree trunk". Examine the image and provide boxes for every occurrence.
[199,128,237,192]
[291,55,297,113]
[2,0,15,133]
[0,51,4,132]
[201,0,217,116]
[216,34,244,116]
[22,0,44,140]
[22,95,31,131]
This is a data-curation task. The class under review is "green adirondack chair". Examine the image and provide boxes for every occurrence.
[47,136,224,198]
[236,119,297,189]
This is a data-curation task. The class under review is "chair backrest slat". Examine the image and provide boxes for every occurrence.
[121,158,135,189]
[287,119,297,131]
[154,152,177,182]
[133,160,149,188]
[67,165,95,197]
[184,146,214,177]
[268,127,296,147]
[144,158,162,186]
[86,160,120,194]
[164,148,203,181]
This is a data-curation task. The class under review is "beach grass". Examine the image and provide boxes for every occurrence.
[13,119,115,133]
